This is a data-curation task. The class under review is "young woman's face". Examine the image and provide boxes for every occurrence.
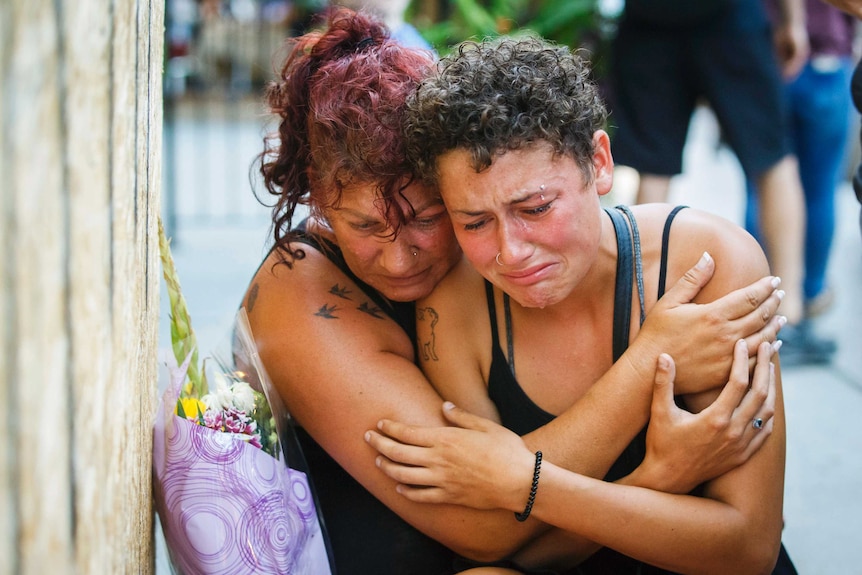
[325,180,462,302]
[437,136,614,309]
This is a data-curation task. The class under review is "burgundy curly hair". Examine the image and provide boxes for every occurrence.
[258,7,435,263]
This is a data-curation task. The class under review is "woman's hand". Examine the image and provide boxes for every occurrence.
[365,403,536,513]
[366,339,777,511]
[632,251,784,395]
[634,339,777,494]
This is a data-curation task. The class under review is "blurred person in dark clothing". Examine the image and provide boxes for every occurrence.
[609,0,836,366]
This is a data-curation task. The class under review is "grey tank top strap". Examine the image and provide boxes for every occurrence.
[605,206,646,362]
[606,204,688,360]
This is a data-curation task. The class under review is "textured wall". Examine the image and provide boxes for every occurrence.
[0,0,164,572]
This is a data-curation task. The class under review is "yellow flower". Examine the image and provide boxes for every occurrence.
[177,397,207,420]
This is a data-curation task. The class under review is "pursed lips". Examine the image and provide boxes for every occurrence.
[381,267,430,286]
[499,261,556,285]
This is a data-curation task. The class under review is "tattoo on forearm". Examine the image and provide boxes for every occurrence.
[417,307,439,361]
[246,283,260,313]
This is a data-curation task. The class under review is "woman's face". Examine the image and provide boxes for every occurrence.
[324,180,462,302]
[437,135,614,309]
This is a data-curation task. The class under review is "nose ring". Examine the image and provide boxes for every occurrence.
[495,253,503,266]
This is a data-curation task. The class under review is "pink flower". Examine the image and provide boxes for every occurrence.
[202,405,263,447]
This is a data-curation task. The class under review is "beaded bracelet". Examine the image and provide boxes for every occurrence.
[514,451,542,522]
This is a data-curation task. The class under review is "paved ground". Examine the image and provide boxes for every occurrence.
[157,106,862,573]
[618,108,862,574]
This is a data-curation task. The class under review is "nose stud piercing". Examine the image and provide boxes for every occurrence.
[496,253,503,266]
[412,251,418,257]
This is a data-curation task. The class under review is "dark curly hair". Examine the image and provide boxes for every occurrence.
[405,36,607,187]
[257,7,435,262]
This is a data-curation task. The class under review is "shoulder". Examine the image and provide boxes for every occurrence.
[417,255,488,331]
[244,243,414,365]
[419,255,485,307]
[664,205,767,276]
[628,203,768,300]
[415,255,499,419]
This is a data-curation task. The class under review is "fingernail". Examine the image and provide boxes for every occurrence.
[365,431,371,442]
[696,251,711,270]
[443,401,455,411]
[778,315,787,327]
[375,456,382,467]
[771,276,782,288]
[776,290,785,301]
[657,354,670,369]
[773,340,783,352]
[377,421,384,430]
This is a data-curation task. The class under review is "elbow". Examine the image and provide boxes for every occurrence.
[721,532,782,575]
[701,549,779,575]
[746,517,784,575]
[750,538,783,575]
[448,536,521,565]
[693,513,783,575]
[450,544,515,565]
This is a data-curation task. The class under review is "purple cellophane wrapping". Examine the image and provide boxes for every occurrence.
[153,364,332,574]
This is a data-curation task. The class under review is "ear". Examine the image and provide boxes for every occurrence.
[592,130,614,197]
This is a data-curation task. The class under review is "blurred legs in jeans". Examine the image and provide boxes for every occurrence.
[745,57,853,308]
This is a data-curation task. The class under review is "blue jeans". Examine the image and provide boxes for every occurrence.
[745,56,854,300]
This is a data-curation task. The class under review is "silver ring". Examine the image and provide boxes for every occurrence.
[752,417,764,430]
[495,253,503,266]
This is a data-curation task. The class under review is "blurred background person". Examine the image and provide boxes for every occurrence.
[335,0,433,50]
[818,0,862,236]
[744,0,856,334]
[608,0,836,365]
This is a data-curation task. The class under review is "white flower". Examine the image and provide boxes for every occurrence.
[229,380,256,412]
[200,372,257,414]
[201,372,234,411]
[200,391,223,412]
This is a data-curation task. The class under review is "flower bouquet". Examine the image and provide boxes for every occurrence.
[153,219,334,574]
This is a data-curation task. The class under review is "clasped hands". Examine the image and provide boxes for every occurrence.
[364,337,776,511]
[364,258,783,511]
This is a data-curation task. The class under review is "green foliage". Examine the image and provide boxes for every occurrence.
[529,0,598,47]
[159,217,207,398]
[254,392,279,457]
[413,0,605,55]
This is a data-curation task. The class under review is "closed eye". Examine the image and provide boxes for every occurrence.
[463,218,489,232]
[524,202,552,216]
[349,220,385,234]
[412,211,447,229]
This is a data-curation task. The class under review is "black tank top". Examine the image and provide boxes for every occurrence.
[277,221,456,575]
[485,205,686,575]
